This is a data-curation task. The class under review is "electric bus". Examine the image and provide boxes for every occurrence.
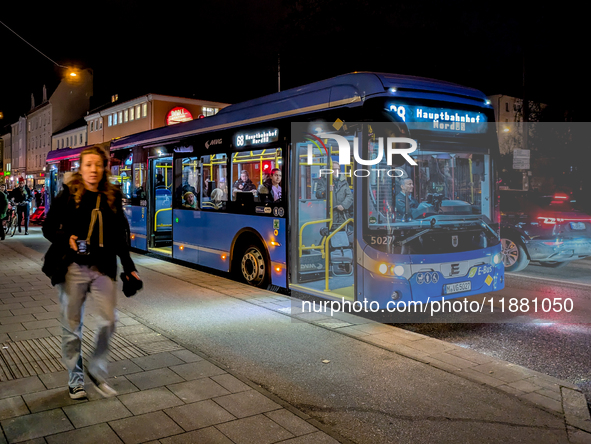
[107,72,504,307]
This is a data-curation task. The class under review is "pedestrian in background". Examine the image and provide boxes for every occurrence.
[43,145,141,400]
[0,184,9,241]
[8,178,32,235]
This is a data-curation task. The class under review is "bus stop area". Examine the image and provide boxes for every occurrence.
[1,230,590,444]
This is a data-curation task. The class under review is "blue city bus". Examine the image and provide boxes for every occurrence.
[109,72,504,307]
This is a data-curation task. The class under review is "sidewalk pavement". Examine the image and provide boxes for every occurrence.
[1,227,590,444]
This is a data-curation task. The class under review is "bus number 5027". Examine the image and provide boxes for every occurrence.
[370,236,394,245]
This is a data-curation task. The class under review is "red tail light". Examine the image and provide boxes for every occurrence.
[553,193,568,200]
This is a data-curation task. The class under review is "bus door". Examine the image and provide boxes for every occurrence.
[149,156,173,253]
[291,130,356,301]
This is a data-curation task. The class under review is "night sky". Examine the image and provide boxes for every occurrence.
[1,2,586,126]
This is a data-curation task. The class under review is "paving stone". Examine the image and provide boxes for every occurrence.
[264,409,317,436]
[63,397,132,428]
[216,414,294,444]
[164,399,236,431]
[277,431,341,444]
[213,390,281,418]
[1,408,73,443]
[23,386,87,413]
[130,352,185,370]
[169,360,227,380]
[8,328,52,341]
[109,411,184,444]
[118,387,184,415]
[9,307,48,317]
[21,319,61,330]
[170,349,203,363]
[159,426,234,444]
[38,371,68,390]
[519,392,563,414]
[0,396,29,420]
[46,423,124,444]
[167,377,230,403]
[108,359,144,377]
[471,361,533,384]
[0,376,46,398]
[125,367,185,390]
[211,374,251,393]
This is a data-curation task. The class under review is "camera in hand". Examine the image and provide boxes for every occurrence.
[76,239,89,255]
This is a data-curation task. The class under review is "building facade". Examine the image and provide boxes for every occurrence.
[10,117,27,189]
[86,94,229,146]
[24,69,93,188]
[1,132,12,187]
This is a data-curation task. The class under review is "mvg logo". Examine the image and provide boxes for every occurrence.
[305,133,418,167]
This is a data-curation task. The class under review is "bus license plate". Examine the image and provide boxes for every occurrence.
[570,222,586,230]
[445,281,471,295]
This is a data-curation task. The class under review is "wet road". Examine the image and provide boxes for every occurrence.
[400,259,591,405]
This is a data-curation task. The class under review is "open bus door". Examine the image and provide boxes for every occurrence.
[290,129,356,302]
[148,156,173,253]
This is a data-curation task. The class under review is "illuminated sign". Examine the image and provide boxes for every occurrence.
[387,104,487,133]
[166,107,193,125]
[173,145,194,153]
[235,129,279,147]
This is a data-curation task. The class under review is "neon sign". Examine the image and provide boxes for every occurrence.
[387,104,487,133]
[166,107,193,125]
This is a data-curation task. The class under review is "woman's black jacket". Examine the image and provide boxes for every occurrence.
[42,185,136,285]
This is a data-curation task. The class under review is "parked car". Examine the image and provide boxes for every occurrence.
[500,190,591,272]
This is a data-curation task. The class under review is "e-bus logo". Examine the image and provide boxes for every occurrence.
[304,133,418,167]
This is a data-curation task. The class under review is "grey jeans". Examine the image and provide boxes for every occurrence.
[57,263,117,388]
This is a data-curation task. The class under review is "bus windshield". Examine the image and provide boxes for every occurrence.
[364,135,497,254]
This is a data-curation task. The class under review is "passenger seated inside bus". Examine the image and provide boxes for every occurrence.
[182,191,197,209]
[202,188,224,210]
[259,168,282,203]
[232,170,256,200]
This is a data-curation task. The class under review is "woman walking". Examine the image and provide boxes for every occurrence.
[43,145,141,399]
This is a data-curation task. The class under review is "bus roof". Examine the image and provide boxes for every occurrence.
[110,72,490,150]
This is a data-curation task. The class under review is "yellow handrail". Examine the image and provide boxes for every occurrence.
[298,218,332,259]
[155,208,172,228]
[324,218,354,292]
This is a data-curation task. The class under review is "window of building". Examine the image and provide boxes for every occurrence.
[91,121,94,132]
[113,113,118,125]
[203,107,219,117]
[142,103,147,117]
[108,115,113,126]
[505,102,509,112]
[124,109,129,123]
[80,134,83,144]
[130,107,134,121]
[99,118,103,129]
[136,105,141,119]
[118,111,123,124]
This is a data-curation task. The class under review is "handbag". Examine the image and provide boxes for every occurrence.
[120,272,143,297]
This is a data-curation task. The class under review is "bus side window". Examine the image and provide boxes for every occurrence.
[177,157,199,210]
[200,153,228,210]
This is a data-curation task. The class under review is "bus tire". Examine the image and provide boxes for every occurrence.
[501,236,529,272]
[239,243,269,288]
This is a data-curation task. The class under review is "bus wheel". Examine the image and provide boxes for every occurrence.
[240,244,268,287]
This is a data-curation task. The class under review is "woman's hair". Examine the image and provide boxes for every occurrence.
[65,145,118,211]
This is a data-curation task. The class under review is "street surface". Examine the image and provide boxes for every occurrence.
[399,259,591,405]
[2,226,590,443]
